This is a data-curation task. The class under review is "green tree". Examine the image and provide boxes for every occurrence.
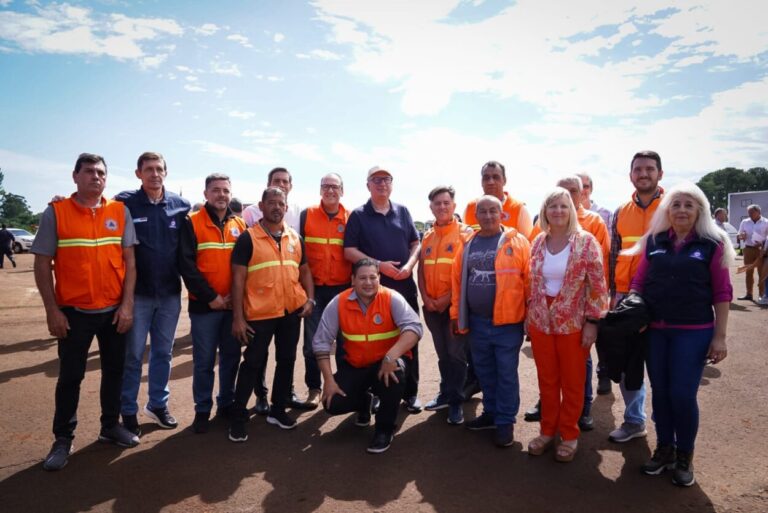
[0,171,41,230]
[696,167,757,210]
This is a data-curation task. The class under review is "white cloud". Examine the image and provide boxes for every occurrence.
[184,84,206,93]
[266,75,283,82]
[0,3,181,63]
[0,0,13,7]
[273,32,285,43]
[184,75,198,82]
[194,23,220,36]
[229,110,256,120]
[296,48,341,60]
[227,33,253,48]
[211,60,241,76]
[241,129,283,145]
[175,65,192,72]
[282,143,323,162]
[312,0,768,117]
[139,53,167,69]
[195,140,274,165]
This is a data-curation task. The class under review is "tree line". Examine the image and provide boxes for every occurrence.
[0,171,41,231]
[696,167,768,210]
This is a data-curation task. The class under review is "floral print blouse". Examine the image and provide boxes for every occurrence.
[526,230,609,335]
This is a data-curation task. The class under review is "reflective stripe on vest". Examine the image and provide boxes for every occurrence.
[189,208,245,299]
[58,237,122,247]
[305,236,344,246]
[341,328,401,342]
[197,241,236,250]
[247,259,299,272]
[303,204,351,286]
[614,191,663,293]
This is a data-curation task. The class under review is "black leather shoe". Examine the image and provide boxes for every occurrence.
[523,400,541,422]
[250,397,270,416]
[737,294,754,301]
[462,381,481,402]
[597,376,612,395]
[192,412,210,434]
[289,390,319,411]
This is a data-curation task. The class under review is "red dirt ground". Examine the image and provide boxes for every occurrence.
[0,252,766,513]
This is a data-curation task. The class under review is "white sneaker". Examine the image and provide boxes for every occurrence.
[756,296,768,306]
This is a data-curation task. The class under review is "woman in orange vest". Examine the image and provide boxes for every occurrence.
[313,258,423,454]
[526,188,608,462]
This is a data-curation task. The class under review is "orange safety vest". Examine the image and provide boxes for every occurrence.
[189,207,245,299]
[338,286,410,368]
[244,223,308,321]
[464,192,524,232]
[420,219,472,298]
[613,189,664,294]
[450,228,531,329]
[52,196,126,309]
[303,203,351,286]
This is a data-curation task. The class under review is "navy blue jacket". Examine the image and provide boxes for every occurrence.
[115,188,190,297]
[643,232,717,325]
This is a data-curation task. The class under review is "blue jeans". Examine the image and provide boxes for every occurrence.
[121,294,181,415]
[468,316,523,426]
[646,327,712,452]
[424,309,467,405]
[619,376,647,425]
[190,310,241,413]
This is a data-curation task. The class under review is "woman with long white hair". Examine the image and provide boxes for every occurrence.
[626,181,734,487]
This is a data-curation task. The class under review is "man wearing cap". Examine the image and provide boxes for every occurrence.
[344,166,423,413]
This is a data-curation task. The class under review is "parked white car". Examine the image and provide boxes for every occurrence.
[719,223,739,249]
[8,228,35,253]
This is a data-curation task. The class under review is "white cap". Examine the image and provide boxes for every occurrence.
[367,165,392,179]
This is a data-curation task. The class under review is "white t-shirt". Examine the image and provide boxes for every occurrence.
[242,202,301,231]
[737,216,768,247]
[543,244,571,297]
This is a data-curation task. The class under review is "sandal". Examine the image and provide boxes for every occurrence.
[555,440,578,462]
[527,435,555,456]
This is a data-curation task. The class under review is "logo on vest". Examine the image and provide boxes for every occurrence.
[337,225,345,233]
[505,247,513,256]
[169,219,177,229]
[231,227,241,238]
[288,243,295,253]
[373,314,383,325]
[502,212,510,221]
[689,250,705,261]
[425,246,432,256]
[446,243,454,253]
[105,218,118,231]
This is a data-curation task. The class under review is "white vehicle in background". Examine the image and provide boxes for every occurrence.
[8,228,35,253]
[720,222,739,249]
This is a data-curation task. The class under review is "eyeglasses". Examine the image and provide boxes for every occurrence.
[369,176,392,185]
[321,184,341,191]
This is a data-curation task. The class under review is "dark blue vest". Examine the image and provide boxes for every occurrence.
[643,231,717,325]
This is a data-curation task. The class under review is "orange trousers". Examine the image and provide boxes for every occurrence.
[529,325,590,441]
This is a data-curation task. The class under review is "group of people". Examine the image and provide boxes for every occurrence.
[33,150,734,489]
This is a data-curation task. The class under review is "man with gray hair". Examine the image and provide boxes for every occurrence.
[737,204,768,300]
[576,172,612,233]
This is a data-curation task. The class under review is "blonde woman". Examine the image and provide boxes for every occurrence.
[526,188,608,462]
[626,182,734,487]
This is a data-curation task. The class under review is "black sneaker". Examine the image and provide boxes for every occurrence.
[523,400,541,422]
[249,396,270,416]
[193,412,210,434]
[215,404,233,420]
[355,393,373,427]
[465,412,495,430]
[672,451,695,487]
[403,396,422,414]
[579,414,594,431]
[228,420,248,442]
[11,259,16,268]
[367,430,394,454]
[462,381,481,401]
[42,437,73,471]
[267,410,297,430]
[642,445,676,475]
[98,424,140,447]
[122,414,141,437]
[494,424,514,448]
[597,376,612,395]
[371,395,381,414]
[144,405,178,429]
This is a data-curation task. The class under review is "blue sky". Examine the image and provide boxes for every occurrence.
[1,0,766,221]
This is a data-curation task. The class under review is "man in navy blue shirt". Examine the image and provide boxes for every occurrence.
[344,166,423,413]
[117,152,190,435]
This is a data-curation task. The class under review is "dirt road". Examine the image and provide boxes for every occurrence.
[1,252,766,512]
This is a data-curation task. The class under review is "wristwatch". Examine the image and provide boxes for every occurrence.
[383,355,394,364]
[307,298,317,306]
[585,318,599,325]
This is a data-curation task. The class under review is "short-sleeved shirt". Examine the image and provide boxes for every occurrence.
[465,232,502,319]
[344,199,419,300]
[31,203,137,256]
[243,202,301,231]
[231,224,306,267]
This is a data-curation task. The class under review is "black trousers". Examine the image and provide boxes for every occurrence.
[325,357,409,434]
[0,246,14,267]
[402,293,419,399]
[53,308,126,439]
[234,312,300,419]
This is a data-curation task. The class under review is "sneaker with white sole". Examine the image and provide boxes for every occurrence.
[143,405,178,429]
[609,422,647,443]
[267,410,297,430]
[98,424,140,447]
[228,420,248,442]
[367,430,394,454]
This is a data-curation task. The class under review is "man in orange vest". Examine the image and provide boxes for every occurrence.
[524,175,609,431]
[606,150,664,444]
[463,161,533,238]
[179,173,246,433]
[451,195,531,448]
[462,161,533,400]
[418,185,473,425]
[296,172,351,409]
[228,187,315,442]
[32,153,139,471]
[313,258,423,453]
